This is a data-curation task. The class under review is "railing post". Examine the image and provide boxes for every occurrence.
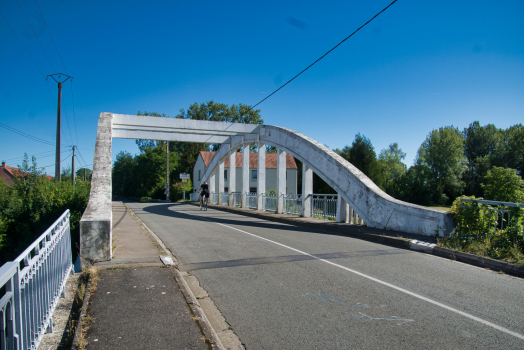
[323,196,327,220]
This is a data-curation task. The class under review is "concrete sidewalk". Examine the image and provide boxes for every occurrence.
[84,201,213,350]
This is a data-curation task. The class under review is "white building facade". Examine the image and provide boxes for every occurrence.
[193,151,297,194]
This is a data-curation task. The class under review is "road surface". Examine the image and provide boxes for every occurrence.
[127,202,524,349]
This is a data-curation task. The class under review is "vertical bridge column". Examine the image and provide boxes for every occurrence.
[337,195,348,223]
[242,145,249,208]
[218,161,224,204]
[302,164,312,218]
[276,148,286,214]
[209,171,215,203]
[257,143,266,210]
[229,151,236,206]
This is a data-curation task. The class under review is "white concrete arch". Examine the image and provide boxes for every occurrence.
[201,125,453,236]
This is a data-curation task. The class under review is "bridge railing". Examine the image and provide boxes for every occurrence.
[245,193,258,209]
[231,192,242,208]
[284,194,303,216]
[262,194,278,212]
[311,194,338,220]
[221,192,229,205]
[0,210,73,350]
[211,192,218,204]
[458,198,524,237]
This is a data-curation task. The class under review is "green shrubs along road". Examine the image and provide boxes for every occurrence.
[0,157,90,266]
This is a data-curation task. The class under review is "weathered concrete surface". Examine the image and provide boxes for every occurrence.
[200,125,454,236]
[80,112,112,262]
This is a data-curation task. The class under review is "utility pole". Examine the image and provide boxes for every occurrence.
[46,73,72,182]
[166,141,169,201]
[72,145,76,186]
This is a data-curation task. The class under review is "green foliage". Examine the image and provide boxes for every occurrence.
[76,168,92,181]
[112,144,179,199]
[443,196,524,265]
[482,167,524,203]
[378,143,407,196]
[0,155,90,265]
[169,179,193,202]
[416,126,466,204]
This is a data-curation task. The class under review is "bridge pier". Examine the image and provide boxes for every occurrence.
[302,164,312,218]
[228,151,236,206]
[242,145,249,208]
[276,149,286,214]
[257,143,266,210]
[218,161,224,204]
[336,196,348,223]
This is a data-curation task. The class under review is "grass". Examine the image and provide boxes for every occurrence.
[76,266,99,349]
[429,205,452,212]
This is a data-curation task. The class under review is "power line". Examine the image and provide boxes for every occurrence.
[33,0,67,73]
[41,152,72,169]
[14,0,56,72]
[250,0,398,110]
[0,122,70,146]
[0,10,45,78]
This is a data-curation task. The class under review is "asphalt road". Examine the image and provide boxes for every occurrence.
[127,202,524,350]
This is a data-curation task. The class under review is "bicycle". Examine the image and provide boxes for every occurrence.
[200,194,208,211]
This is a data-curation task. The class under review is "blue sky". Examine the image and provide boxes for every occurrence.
[1,0,523,177]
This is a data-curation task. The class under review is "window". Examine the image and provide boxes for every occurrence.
[251,170,257,181]
[249,187,257,193]
[198,170,201,181]
[224,169,228,180]
[224,187,229,193]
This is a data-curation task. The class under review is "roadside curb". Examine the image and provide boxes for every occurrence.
[122,203,226,350]
[193,202,524,278]
[71,273,93,350]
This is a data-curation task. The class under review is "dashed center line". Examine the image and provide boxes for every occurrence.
[172,207,524,341]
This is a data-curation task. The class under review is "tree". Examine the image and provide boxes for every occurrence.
[377,143,407,196]
[416,126,466,204]
[76,168,92,181]
[482,167,524,203]
[506,124,524,175]
[335,134,384,189]
[395,164,434,205]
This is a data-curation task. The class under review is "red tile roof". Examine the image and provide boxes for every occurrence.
[1,162,53,185]
[199,151,297,169]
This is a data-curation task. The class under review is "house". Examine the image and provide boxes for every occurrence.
[193,151,298,194]
[0,162,53,185]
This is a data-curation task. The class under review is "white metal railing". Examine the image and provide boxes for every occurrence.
[262,194,277,212]
[458,198,524,237]
[221,192,229,205]
[246,193,258,209]
[231,192,242,207]
[311,194,338,220]
[0,210,73,350]
[190,192,199,202]
[211,192,218,204]
[284,194,303,215]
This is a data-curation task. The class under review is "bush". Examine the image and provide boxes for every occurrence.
[0,170,90,266]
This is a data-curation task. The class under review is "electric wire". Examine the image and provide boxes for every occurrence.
[14,0,56,72]
[250,0,398,110]
[0,122,70,147]
[33,0,67,73]
[0,10,45,78]
[3,150,56,162]
[41,152,72,169]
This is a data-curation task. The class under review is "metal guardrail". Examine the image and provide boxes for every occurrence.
[0,210,73,350]
[246,193,258,209]
[284,195,302,215]
[221,192,229,205]
[311,194,338,220]
[211,192,218,204]
[459,198,524,237]
[262,194,277,212]
[231,192,242,207]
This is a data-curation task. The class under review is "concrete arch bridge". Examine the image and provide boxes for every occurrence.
[80,113,453,262]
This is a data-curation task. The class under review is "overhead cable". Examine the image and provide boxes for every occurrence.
[250,0,398,110]
[34,0,67,73]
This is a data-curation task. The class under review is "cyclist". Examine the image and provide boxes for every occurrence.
[198,181,210,210]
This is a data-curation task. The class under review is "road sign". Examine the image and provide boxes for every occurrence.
[180,173,190,179]
[164,184,169,189]
[164,190,170,195]
[182,179,187,183]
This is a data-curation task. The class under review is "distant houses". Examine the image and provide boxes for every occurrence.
[193,151,298,194]
[0,161,53,185]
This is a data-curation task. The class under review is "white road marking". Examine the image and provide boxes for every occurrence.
[174,208,524,341]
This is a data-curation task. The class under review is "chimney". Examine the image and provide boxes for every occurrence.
[1,162,5,167]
